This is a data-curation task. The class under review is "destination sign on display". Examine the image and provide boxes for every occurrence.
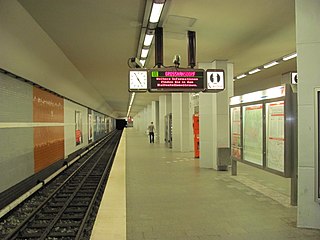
[148,69,205,92]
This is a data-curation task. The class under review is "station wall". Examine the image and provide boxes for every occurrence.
[0,71,115,193]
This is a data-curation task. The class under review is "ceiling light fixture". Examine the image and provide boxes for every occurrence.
[141,48,149,58]
[140,59,146,67]
[138,0,166,65]
[248,68,261,74]
[234,52,297,81]
[263,61,279,69]
[149,2,165,23]
[127,92,136,118]
[283,52,297,61]
[143,34,154,46]
[236,74,247,79]
[127,0,166,118]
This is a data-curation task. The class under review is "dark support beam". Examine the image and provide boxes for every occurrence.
[188,31,196,68]
[155,27,163,68]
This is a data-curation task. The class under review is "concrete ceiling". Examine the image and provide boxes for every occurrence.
[18,0,296,118]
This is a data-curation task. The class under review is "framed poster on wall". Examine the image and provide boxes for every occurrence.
[243,104,263,166]
[266,101,285,172]
[75,111,83,146]
[88,110,93,142]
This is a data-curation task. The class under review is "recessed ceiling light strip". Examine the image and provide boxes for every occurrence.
[264,61,279,69]
[283,52,297,61]
[248,68,261,74]
[234,52,297,80]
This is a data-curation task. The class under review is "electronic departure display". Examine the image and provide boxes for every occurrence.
[148,68,205,92]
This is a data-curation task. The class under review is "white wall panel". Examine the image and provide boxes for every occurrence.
[0,73,33,192]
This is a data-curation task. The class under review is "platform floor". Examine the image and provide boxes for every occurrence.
[126,128,320,240]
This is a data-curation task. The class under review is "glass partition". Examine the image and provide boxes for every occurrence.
[231,107,241,159]
[243,104,263,166]
[266,101,285,172]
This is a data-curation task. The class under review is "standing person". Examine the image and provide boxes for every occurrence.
[148,121,155,143]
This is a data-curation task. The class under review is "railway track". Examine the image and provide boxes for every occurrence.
[0,130,122,240]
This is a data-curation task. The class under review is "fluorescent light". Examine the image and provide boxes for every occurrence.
[149,3,164,23]
[127,93,135,117]
[140,59,146,67]
[230,96,241,105]
[129,92,135,106]
[236,74,247,79]
[141,49,149,58]
[242,91,263,103]
[248,68,261,74]
[283,52,297,61]
[143,34,154,46]
[126,106,131,118]
[263,61,278,68]
[265,86,286,98]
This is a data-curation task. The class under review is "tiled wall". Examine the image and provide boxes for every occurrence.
[0,73,34,192]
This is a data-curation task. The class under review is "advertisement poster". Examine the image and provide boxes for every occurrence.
[266,101,285,172]
[88,113,93,142]
[231,107,241,159]
[243,104,263,165]
[75,111,83,146]
[96,116,101,135]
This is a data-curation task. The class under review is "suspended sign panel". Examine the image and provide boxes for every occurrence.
[204,69,225,92]
[148,68,205,92]
[291,72,298,84]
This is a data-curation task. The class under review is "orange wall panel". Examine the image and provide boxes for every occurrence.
[33,87,64,122]
[34,127,64,172]
[33,87,64,173]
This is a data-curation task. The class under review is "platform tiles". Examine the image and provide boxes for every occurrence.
[90,129,126,240]
[125,128,320,240]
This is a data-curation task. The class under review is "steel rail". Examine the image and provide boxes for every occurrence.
[2,131,121,240]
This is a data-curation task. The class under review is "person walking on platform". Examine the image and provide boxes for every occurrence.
[148,122,155,143]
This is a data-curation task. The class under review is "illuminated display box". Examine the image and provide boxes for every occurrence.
[148,68,205,92]
[229,84,297,177]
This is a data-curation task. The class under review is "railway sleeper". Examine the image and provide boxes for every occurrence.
[52,197,69,202]
[64,208,86,213]
[49,231,77,237]
[36,215,56,220]
[55,221,80,227]
[19,230,42,238]
[61,213,84,220]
